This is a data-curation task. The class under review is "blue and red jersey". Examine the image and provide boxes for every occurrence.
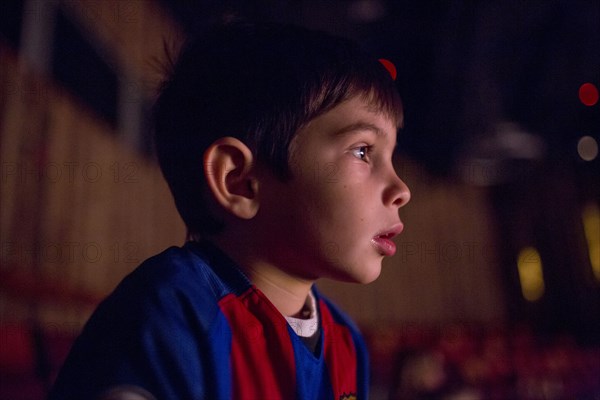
[49,241,369,399]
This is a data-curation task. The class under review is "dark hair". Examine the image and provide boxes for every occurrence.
[153,22,403,237]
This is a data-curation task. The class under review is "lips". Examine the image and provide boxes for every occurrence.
[372,222,404,256]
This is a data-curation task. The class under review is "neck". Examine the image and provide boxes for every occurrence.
[245,260,314,317]
[210,235,314,317]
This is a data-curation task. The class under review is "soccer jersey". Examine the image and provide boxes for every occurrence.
[49,241,369,400]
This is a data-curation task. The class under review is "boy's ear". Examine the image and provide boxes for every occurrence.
[203,137,259,220]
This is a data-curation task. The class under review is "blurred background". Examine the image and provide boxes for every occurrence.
[1,0,598,399]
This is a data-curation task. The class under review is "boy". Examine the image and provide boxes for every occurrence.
[49,22,410,399]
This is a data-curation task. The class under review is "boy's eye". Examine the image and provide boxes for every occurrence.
[351,145,371,161]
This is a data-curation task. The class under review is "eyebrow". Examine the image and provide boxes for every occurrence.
[333,121,399,149]
[333,122,388,137]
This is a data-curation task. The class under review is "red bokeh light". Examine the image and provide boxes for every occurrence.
[578,82,599,106]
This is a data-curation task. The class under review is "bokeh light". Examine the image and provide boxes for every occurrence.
[517,247,545,302]
[577,136,599,161]
[582,203,600,282]
[578,83,599,106]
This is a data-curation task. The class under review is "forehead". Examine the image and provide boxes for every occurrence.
[297,95,399,143]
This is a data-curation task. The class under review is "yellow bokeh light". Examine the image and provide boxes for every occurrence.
[582,203,600,283]
[517,247,545,302]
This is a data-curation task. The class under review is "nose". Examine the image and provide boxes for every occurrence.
[384,169,411,208]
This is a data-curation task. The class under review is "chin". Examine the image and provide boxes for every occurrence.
[355,269,382,284]
[340,261,383,284]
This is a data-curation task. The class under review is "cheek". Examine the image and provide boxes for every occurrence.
[297,181,350,225]
[301,186,371,250]
[287,160,374,234]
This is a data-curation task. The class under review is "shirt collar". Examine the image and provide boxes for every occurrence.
[184,240,252,296]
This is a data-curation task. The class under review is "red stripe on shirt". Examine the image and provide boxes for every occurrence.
[218,287,296,399]
[320,298,358,399]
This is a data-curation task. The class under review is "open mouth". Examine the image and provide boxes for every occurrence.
[372,223,404,256]
[377,232,396,240]
[372,236,397,256]
[375,223,404,240]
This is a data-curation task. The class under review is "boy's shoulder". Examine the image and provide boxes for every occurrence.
[104,241,251,316]
[50,243,243,398]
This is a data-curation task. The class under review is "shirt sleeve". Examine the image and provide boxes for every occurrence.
[48,267,215,400]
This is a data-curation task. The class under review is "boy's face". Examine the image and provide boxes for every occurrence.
[256,95,411,284]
